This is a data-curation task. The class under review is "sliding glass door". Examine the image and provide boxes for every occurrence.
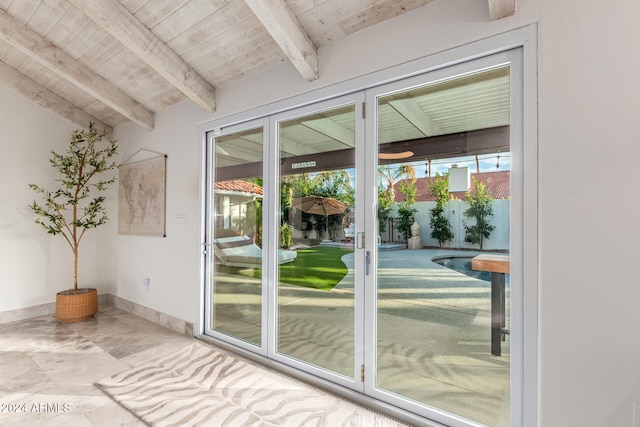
[364,57,515,427]
[205,120,267,350]
[204,49,525,427]
[270,95,364,388]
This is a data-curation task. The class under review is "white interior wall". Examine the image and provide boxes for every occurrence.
[536,1,640,426]
[112,102,209,325]
[2,0,640,425]
[0,84,115,311]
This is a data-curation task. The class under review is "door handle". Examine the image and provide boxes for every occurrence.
[365,251,370,276]
[201,242,211,255]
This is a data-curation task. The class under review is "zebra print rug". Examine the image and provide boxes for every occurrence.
[97,342,406,426]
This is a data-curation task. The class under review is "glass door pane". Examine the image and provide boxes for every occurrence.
[373,65,512,426]
[209,126,264,346]
[276,103,358,379]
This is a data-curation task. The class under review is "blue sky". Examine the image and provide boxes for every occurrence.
[408,152,510,178]
[305,152,510,187]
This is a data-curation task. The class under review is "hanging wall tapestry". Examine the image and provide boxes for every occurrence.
[118,150,167,237]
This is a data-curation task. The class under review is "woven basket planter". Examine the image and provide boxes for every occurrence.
[55,288,98,323]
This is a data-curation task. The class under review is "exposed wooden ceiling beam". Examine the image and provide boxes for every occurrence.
[388,97,442,137]
[488,0,515,20]
[0,60,112,133]
[279,135,322,157]
[301,117,354,147]
[243,0,319,81]
[67,0,216,113]
[217,126,510,181]
[0,9,153,131]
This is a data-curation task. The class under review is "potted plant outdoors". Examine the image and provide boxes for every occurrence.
[29,123,118,323]
[280,221,294,248]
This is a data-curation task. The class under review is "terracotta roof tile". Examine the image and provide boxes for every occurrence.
[214,179,263,196]
[395,170,510,202]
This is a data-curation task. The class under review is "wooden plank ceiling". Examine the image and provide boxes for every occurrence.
[0,0,515,133]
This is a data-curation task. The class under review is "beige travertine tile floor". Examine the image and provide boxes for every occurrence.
[214,248,510,426]
[1,249,510,426]
[0,306,194,426]
[0,306,412,427]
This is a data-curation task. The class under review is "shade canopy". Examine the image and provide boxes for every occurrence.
[292,196,348,242]
[292,196,347,217]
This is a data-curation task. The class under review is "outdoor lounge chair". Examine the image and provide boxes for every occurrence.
[343,224,355,242]
[213,235,297,268]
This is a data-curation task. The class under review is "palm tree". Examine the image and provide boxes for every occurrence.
[378,163,416,202]
[378,164,416,241]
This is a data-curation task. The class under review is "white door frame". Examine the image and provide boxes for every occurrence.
[363,48,526,427]
[266,93,366,392]
[202,117,270,357]
[199,24,538,427]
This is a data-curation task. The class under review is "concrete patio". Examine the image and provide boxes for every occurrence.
[214,247,510,426]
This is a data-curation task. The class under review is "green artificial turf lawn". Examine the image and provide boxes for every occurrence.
[238,246,352,291]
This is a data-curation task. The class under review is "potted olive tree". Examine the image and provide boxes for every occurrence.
[29,123,118,322]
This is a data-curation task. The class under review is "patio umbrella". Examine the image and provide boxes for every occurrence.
[291,196,347,241]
